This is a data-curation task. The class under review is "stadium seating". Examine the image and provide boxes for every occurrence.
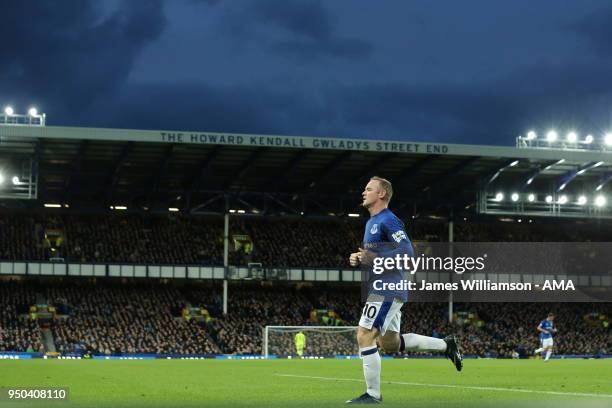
[3,213,611,267]
[0,280,610,357]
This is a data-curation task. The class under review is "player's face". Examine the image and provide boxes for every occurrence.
[361,180,381,208]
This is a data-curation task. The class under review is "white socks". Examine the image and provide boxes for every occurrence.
[545,350,552,361]
[360,346,381,399]
[400,333,447,352]
[359,334,447,399]
[535,347,544,354]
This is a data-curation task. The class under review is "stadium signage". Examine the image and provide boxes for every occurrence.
[160,132,450,154]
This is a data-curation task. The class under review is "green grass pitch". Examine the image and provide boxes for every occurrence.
[0,359,611,407]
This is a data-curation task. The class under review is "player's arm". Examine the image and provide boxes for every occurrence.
[378,218,413,258]
[536,323,549,334]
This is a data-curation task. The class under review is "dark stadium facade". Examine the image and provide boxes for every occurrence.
[0,122,611,360]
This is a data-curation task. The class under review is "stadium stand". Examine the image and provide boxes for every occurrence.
[0,281,44,353]
[0,279,610,357]
[3,213,612,267]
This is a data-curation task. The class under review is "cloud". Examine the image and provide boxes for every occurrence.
[0,0,166,118]
[565,7,612,58]
[253,0,334,42]
[331,60,612,144]
[218,0,372,61]
[83,82,307,135]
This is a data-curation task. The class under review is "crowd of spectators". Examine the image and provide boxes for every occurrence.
[4,213,612,269]
[0,280,610,358]
[46,283,220,355]
[1,212,611,358]
[0,281,44,352]
[0,214,224,265]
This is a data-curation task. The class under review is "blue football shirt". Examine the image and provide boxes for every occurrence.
[539,319,554,340]
[363,208,413,301]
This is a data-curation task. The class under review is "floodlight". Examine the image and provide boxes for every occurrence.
[494,192,504,202]
[28,107,38,117]
[4,106,13,116]
[545,195,553,203]
[605,133,612,146]
[558,195,568,204]
[546,130,557,142]
[527,193,535,202]
[12,176,19,185]
[526,131,537,140]
[577,196,587,205]
[585,135,594,144]
[511,193,519,202]
[566,132,577,143]
[595,195,606,207]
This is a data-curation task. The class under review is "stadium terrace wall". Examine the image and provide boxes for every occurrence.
[0,261,611,288]
[0,261,361,282]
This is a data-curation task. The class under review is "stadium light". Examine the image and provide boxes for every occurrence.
[596,184,604,191]
[566,132,577,143]
[110,205,127,210]
[168,207,179,212]
[527,193,535,202]
[517,218,522,223]
[28,107,38,117]
[44,203,62,208]
[511,193,519,202]
[577,195,587,205]
[494,192,504,202]
[509,160,519,167]
[4,106,13,116]
[0,173,3,185]
[237,210,246,214]
[545,195,553,203]
[546,130,558,142]
[348,213,360,217]
[595,195,606,207]
[11,176,19,185]
[229,209,236,213]
[585,134,594,144]
[557,195,568,204]
[605,133,612,146]
[526,131,537,140]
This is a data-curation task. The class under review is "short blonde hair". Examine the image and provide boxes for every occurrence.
[370,176,393,202]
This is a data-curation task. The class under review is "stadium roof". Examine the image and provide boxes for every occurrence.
[1,125,612,218]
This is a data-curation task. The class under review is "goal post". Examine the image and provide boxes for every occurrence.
[263,326,359,358]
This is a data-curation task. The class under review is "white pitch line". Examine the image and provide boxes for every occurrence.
[274,373,612,399]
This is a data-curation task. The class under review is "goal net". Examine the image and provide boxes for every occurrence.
[263,326,359,358]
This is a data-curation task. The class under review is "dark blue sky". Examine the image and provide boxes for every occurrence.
[3,0,612,145]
